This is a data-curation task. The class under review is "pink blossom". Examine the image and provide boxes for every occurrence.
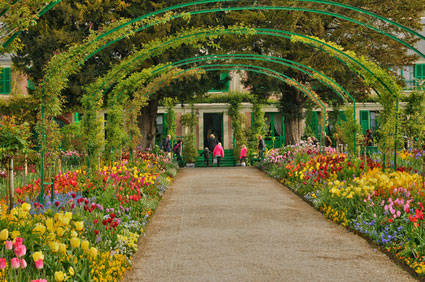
[35,259,43,269]
[14,237,23,247]
[373,213,377,218]
[396,210,401,217]
[31,280,47,282]
[5,240,13,250]
[14,244,26,257]
[20,258,27,268]
[10,257,20,269]
[0,258,6,269]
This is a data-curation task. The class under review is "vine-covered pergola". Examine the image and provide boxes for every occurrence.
[10,1,421,201]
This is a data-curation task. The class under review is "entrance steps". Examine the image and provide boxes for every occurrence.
[195,149,236,167]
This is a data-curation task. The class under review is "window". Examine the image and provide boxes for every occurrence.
[208,71,230,93]
[415,64,425,89]
[0,67,11,94]
[395,66,414,90]
[370,111,379,132]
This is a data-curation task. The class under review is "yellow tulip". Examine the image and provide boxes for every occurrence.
[81,240,90,252]
[46,218,54,232]
[59,243,67,255]
[21,203,31,213]
[11,230,20,239]
[74,221,84,232]
[49,241,59,253]
[54,271,65,282]
[70,237,80,249]
[68,266,75,276]
[32,251,44,262]
[33,224,46,235]
[89,247,98,259]
[71,230,78,238]
[56,227,65,237]
[0,229,8,241]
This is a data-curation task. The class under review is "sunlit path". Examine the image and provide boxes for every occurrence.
[126,167,412,282]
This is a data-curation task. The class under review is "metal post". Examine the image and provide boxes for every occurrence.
[39,91,46,204]
[130,119,133,161]
[50,180,55,203]
[394,97,399,171]
[353,102,357,156]
[8,157,14,211]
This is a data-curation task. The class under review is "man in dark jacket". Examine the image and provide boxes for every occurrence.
[207,133,218,162]
[258,135,266,161]
[162,134,172,159]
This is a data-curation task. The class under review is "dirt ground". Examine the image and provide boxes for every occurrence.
[125,167,413,282]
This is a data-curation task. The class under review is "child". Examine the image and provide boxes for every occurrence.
[201,147,210,167]
[213,142,224,167]
[240,145,247,166]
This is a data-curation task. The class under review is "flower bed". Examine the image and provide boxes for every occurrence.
[261,145,425,277]
[0,152,177,281]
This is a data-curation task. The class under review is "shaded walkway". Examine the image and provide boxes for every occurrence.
[126,167,412,281]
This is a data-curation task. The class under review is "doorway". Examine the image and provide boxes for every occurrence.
[204,113,224,148]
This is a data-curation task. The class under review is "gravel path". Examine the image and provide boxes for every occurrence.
[126,167,413,282]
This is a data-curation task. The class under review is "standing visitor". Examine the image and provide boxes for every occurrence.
[240,145,247,166]
[162,134,172,159]
[213,142,225,167]
[325,134,333,147]
[201,147,210,167]
[208,133,218,162]
[258,135,266,161]
[173,139,183,167]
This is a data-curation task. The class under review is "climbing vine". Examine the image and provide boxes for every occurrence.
[227,92,248,160]
[180,106,198,164]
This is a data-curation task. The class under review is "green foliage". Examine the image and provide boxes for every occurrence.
[402,91,425,148]
[60,122,84,153]
[249,100,267,151]
[104,101,127,161]
[227,92,248,159]
[0,116,31,162]
[335,106,361,155]
[180,107,198,164]
[163,97,177,141]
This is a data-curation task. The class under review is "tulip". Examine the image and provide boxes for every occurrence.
[74,221,84,232]
[11,257,20,269]
[33,224,46,235]
[0,229,8,241]
[58,243,67,255]
[70,237,80,249]
[32,251,44,262]
[14,237,23,247]
[5,240,12,250]
[54,271,65,282]
[14,244,26,257]
[35,259,44,269]
[81,240,89,252]
[20,258,27,268]
[68,266,75,276]
[0,258,6,269]
[49,241,59,252]
[89,247,98,259]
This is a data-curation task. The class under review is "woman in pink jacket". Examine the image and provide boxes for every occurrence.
[213,142,224,167]
[240,145,247,166]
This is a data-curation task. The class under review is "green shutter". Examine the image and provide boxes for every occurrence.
[415,64,425,79]
[360,110,370,134]
[28,79,35,90]
[0,67,11,94]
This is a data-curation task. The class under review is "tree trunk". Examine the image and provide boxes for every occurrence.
[8,157,14,212]
[138,98,159,150]
[285,116,303,145]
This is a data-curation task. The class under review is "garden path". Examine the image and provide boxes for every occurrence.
[126,167,413,282]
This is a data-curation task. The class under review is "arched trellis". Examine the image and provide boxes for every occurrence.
[1,0,62,49]
[107,54,355,152]
[36,1,417,200]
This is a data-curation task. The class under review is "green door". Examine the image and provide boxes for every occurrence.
[360,110,370,134]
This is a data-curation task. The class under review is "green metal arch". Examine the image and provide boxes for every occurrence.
[86,2,425,60]
[2,0,62,48]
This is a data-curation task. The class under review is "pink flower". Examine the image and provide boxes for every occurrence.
[35,259,43,269]
[31,280,47,282]
[20,258,27,268]
[396,210,401,217]
[14,244,26,257]
[14,237,23,247]
[373,213,377,218]
[11,257,20,269]
[5,240,12,250]
[0,258,6,269]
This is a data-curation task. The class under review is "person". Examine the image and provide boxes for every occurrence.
[173,139,183,167]
[213,142,225,167]
[325,134,332,147]
[201,147,210,167]
[307,137,313,146]
[258,135,266,161]
[365,129,374,147]
[208,133,218,162]
[162,134,172,159]
[240,145,247,166]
